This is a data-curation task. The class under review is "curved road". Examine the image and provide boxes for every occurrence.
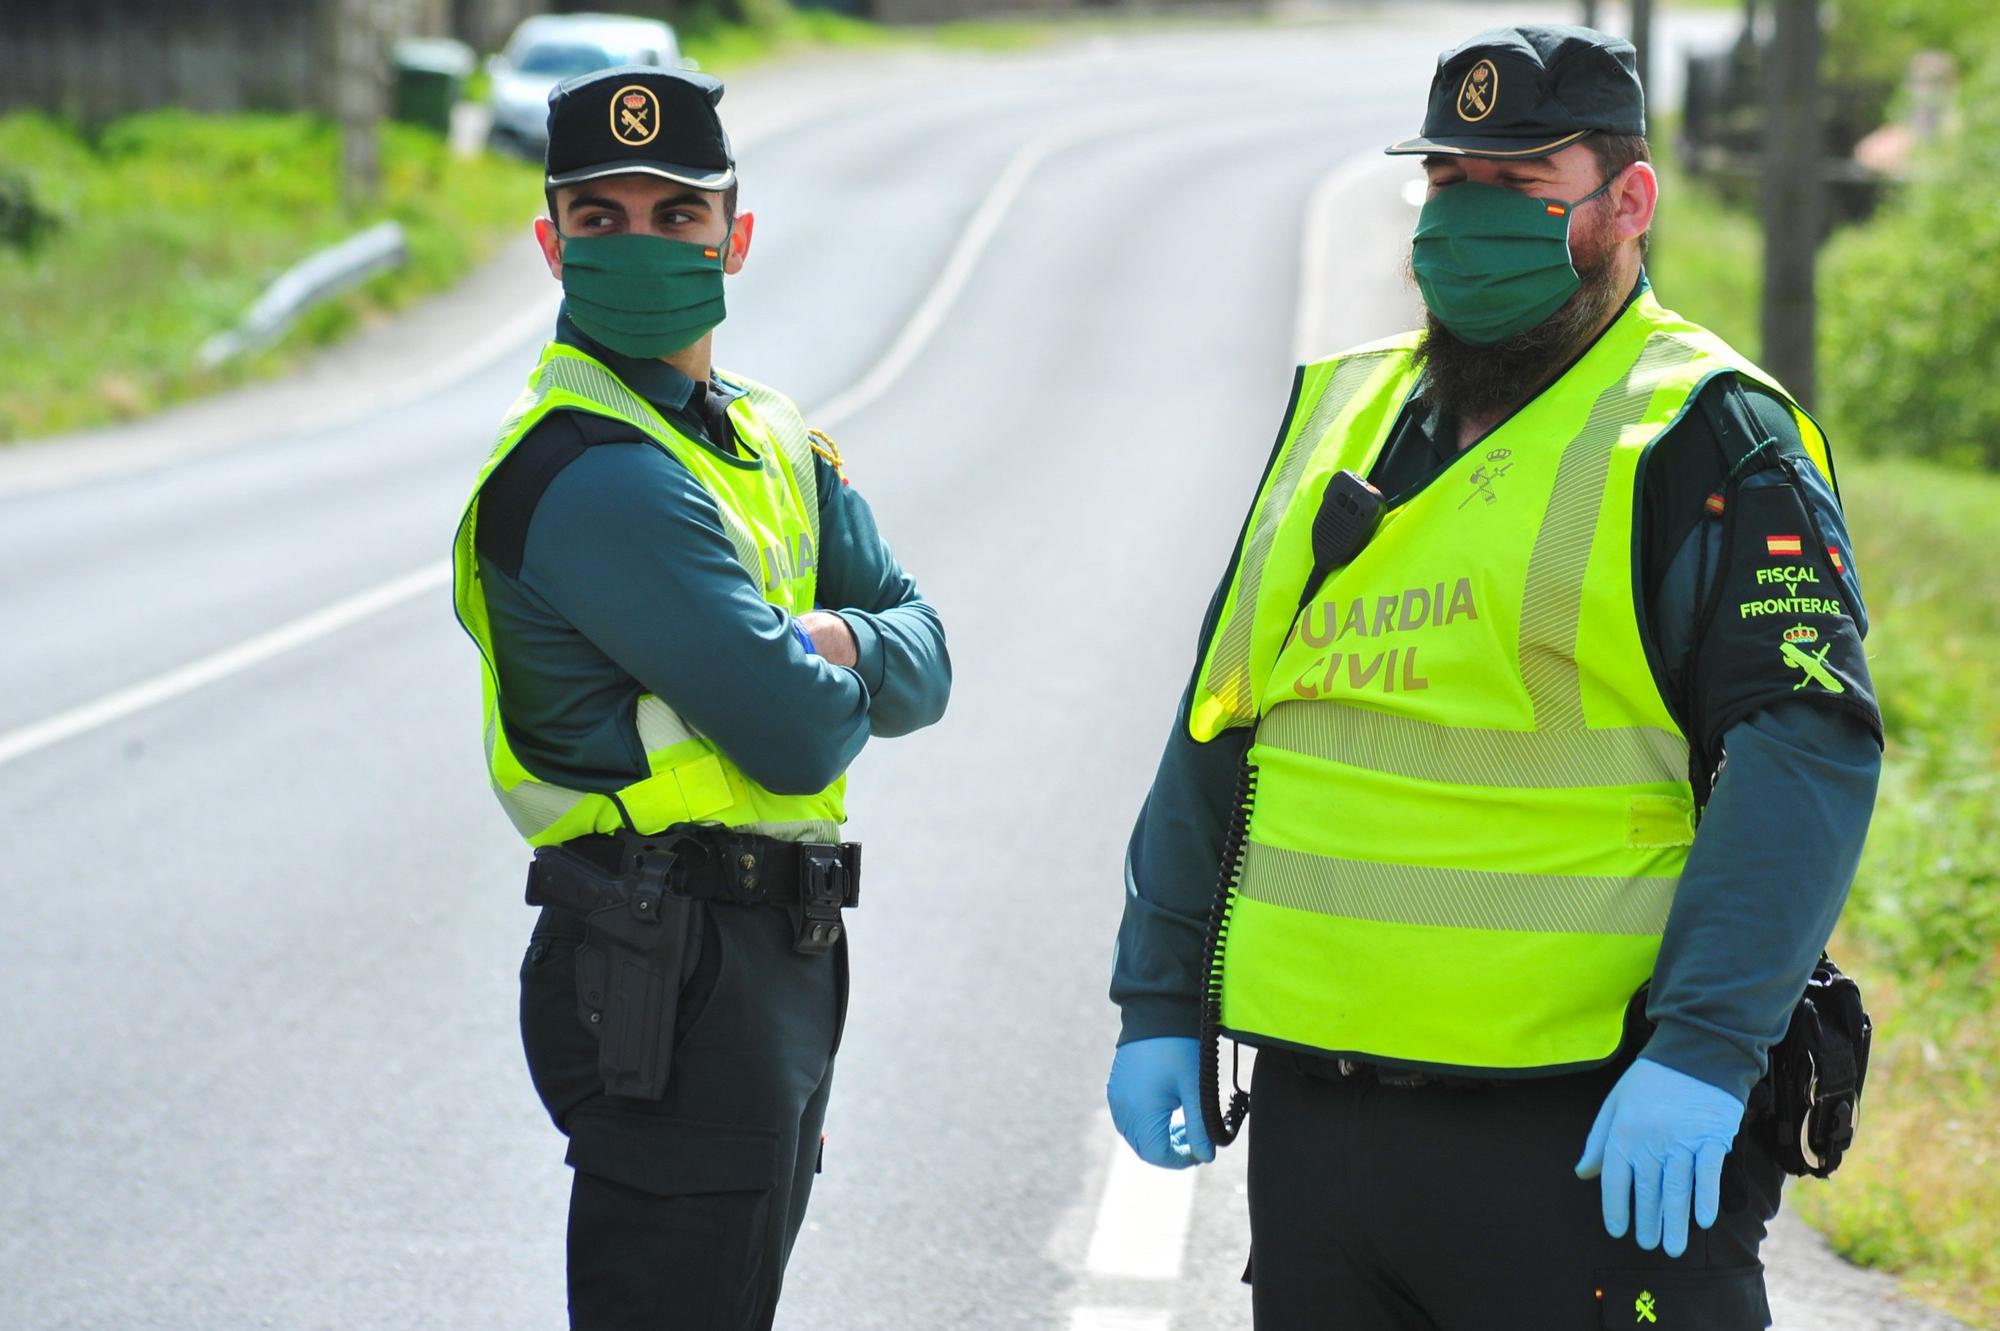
[0,8,1972,1329]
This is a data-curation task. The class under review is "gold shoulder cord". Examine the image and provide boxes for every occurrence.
[807,428,849,483]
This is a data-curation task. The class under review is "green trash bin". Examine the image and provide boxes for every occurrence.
[393,38,476,135]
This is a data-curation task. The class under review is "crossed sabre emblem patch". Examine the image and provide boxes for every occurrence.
[1458,59,1499,122]
[1634,1289,1659,1324]
[1780,623,1847,694]
[610,85,661,146]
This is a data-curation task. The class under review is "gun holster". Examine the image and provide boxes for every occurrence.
[526,839,696,1101]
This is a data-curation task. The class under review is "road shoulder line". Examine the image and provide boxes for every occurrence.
[0,562,451,770]
[0,100,1176,769]
[1292,151,1423,365]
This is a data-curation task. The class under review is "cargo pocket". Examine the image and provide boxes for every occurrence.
[1595,1264,1770,1330]
[565,1105,781,1327]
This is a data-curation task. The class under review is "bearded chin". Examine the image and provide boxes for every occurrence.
[1412,242,1627,424]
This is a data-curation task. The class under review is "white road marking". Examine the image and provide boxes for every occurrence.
[0,562,450,770]
[813,107,1167,432]
[1288,151,1432,363]
[0,105,1173,770]
[1068,1308,1172,1331]
[1292,152,1394,366]
[1085,1112,1200,1282]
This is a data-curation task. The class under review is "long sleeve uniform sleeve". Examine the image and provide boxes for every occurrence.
[520,442,872,796]
[810,455,952,738]
[1111,567,1250,1044]
[1640,453,1884,1104]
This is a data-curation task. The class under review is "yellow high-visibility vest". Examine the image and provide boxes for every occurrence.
[1191,289,1835,1074]
[453,342,845,847]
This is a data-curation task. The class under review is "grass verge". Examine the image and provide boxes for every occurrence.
[679,1,906,70]
[676,2,1243,70]
[1652,137,2000,1328]
[0,111,540,442]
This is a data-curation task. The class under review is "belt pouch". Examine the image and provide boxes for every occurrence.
[573,888,692,1101]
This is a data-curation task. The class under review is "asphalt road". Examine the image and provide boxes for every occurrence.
[1,8,1974,1330]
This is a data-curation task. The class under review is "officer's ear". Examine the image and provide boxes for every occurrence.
[723,211,754,275]
[1609,162,1658,247]
[534,215,564,280]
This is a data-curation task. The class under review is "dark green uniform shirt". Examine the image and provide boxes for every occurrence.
[472,312,950,802]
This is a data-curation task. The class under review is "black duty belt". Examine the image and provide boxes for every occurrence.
[1288,1052,1496,1092]
[525,823,861,955]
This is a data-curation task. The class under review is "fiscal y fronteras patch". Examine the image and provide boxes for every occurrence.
[1779,624,1846,694]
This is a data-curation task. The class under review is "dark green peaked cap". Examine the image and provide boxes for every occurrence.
[546,66,735,190]
[1386,25,1645,160]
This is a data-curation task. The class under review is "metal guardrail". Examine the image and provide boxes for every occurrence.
[198,221,408,368]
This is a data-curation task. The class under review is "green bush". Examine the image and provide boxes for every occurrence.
[1827,0,2000,128]
[1820,49,2000,471]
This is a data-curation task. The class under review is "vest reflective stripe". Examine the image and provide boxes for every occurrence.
[1256,703,1686,788]
[735,378,822,553]
[1196,347,1410,734]
[453,342,845,847]
[1237,843,1680,935]
[1197,292,1836,1074]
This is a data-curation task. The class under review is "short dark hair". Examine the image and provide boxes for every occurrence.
[1586,132,1651,257]
[544,179,739,228]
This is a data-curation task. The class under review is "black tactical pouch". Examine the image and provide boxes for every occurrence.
[1749,955,1873,1177]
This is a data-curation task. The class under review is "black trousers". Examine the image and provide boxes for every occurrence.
[520,899,847,1331]
[1245,1051,1786,1331]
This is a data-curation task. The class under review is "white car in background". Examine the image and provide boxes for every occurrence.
[487,13,692,159]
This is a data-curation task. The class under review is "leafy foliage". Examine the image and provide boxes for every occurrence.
[1825,0,2000,129]
[1819,48,2000,470]
[0,111,538,441]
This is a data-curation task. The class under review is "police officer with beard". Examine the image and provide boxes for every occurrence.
[452,68,949,1329]
[1106,27,1882,1329]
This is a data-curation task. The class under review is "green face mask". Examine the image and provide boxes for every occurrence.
[558,231,728,359]
[1410,176,1614,346]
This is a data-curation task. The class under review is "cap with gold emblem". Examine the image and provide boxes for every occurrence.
[1384,25,1644,160]
[544,65,735,190]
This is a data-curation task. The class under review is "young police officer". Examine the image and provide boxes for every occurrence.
[452,68,950,1329]
[1107,27,1881,1329]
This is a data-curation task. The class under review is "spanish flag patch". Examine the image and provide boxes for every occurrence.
[1766,534,1804,557]
[1827,545,1845,573]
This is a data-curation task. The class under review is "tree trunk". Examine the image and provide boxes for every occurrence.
[1761,0,1822,403]
[329,0,384,210]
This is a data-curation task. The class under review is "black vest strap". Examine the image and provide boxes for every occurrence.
[476,409,643,579]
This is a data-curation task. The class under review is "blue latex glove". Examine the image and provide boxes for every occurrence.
[1107,1036,1215,1170]
[1576,1057,1746,1257]
[790,620,819,657]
